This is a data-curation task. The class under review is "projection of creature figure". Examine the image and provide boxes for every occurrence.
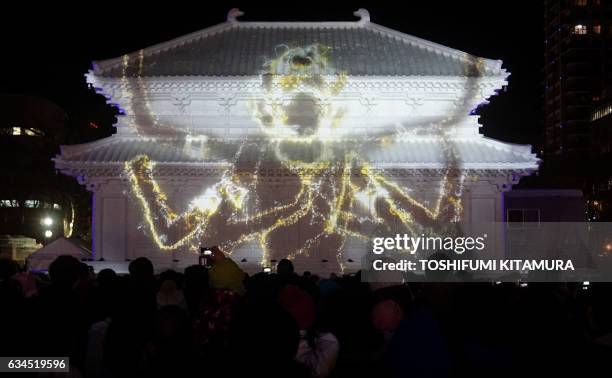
[123,43,470,271]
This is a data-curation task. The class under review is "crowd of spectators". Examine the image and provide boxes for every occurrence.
[2,247,612,377]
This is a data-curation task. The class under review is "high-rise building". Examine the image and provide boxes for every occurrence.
[544,0,612,157]
[587,89,612,219]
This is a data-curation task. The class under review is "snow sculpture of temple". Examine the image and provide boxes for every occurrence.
[54,9,539,273]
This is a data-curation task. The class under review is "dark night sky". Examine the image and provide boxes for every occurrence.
[0,1,543,147]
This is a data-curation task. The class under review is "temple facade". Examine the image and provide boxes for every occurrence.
[55,9,539,273]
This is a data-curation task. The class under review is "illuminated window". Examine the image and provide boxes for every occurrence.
[23,128,44,136]
[0,127,44,137]
[24,200,39,208]
[0,199,61,209]
[594,25,601,34]
[574,25,587,35]
[592,104,612,121]
[0,200,19,208]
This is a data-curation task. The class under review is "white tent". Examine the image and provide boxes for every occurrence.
[27,237,92,272]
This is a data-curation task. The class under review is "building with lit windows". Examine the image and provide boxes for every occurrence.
[543,0,612,221]
[0,95,73,264]
[55,9,539,273]
[588,94,612,219]
[544,0,612,157]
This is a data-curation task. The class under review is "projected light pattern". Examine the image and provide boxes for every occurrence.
[249,44,348,143]
[122,43,474,271]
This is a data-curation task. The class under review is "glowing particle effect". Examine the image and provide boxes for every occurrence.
[119,43,472,271]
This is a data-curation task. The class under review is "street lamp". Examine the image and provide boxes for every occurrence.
[44,230,53,238]
[42,217,53,226]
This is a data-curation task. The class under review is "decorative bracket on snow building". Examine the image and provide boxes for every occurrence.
[354,9,370,24]
[227,8,244,23]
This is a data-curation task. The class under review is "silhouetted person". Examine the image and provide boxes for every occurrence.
[277,258,301,287]
[277,258,294,276]
[32,255,89,373]
[97,268,117,287]
[230,303,309,378]
[86,269,117,378]
[0,258,26,356]
[389,305,450,378]
[49,255,82,289]
[129,256,154,283]
[142,305,197,378]
[0,257,19,281]
[184,264,209,316]
[105,257,157,377]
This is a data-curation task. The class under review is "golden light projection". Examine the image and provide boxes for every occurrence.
[123,43,470,271]
[249,44,347,144]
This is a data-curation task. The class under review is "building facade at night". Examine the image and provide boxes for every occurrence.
[588,94,612,219]
[543,0,612,219]
[55,9,538,273]
[0,95,79,265]
[544,0,612,157]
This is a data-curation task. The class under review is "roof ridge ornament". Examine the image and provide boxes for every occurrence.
[353,8,370,24]
[227,8,244,23]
